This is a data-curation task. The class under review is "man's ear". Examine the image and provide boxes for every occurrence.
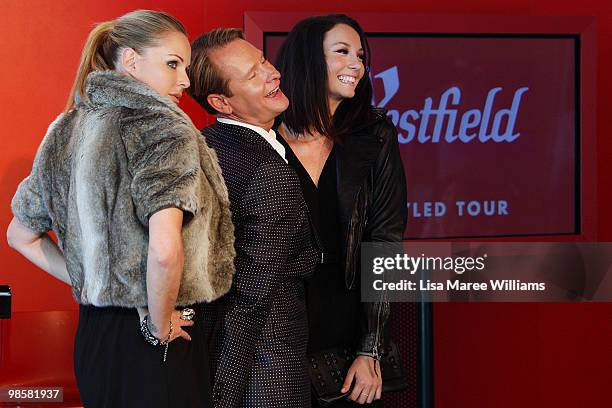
[119,47,138,73]
[207,94,233,115]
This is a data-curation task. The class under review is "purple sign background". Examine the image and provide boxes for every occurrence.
[266,35,577,239]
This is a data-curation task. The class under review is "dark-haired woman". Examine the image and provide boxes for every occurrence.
[6,10,234,408]
[275,14,407,407]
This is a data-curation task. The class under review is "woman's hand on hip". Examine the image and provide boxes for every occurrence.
[143,308,195,342]
[168,309,195,342]
[342,355,382,404]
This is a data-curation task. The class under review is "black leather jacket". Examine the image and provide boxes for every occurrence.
[335,108,407,357]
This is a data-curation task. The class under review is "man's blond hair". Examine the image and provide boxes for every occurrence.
[187,28,244,114]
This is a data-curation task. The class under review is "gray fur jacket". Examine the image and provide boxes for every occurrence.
[11,70,235,307]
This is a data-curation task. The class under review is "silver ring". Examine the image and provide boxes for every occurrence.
[180,308,195,321]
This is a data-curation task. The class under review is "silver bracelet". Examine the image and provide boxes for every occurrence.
[140,315,172,362]
[356,351,380,360]
[140,314,161,346]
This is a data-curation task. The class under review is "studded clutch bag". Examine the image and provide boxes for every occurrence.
[307,341,409,406]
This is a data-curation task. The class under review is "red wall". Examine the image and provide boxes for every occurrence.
[1,1,611,407]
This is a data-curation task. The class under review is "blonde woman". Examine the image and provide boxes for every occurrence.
[7,10,234,408]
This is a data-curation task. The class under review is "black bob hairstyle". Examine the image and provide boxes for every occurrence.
[275,14,375,140]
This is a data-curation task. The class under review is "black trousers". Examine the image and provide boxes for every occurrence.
[74,304,211,408]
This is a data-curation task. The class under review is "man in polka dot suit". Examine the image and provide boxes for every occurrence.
[188,28,319,407]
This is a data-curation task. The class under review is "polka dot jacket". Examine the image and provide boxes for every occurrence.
[203,122,319,408]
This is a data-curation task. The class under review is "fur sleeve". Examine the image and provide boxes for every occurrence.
[11,169,52,233]
[120,110,201,226]
[10,115,66,233]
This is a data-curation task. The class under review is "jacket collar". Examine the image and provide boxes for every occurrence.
[84,70,185,118]
[216,118,286,163]
[212,121,286,163]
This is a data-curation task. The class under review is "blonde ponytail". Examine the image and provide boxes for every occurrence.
[65,21,115,111]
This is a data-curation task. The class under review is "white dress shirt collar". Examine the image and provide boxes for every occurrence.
[217,117,286,163]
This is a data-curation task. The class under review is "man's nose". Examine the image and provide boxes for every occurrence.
[263,60,280,81]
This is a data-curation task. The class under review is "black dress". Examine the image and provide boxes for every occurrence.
[280,139,380,408]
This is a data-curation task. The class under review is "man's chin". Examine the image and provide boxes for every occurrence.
[267,98,289,116]
[278,95,290,111]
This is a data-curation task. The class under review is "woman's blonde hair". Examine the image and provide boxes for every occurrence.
[65,10,187,111]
